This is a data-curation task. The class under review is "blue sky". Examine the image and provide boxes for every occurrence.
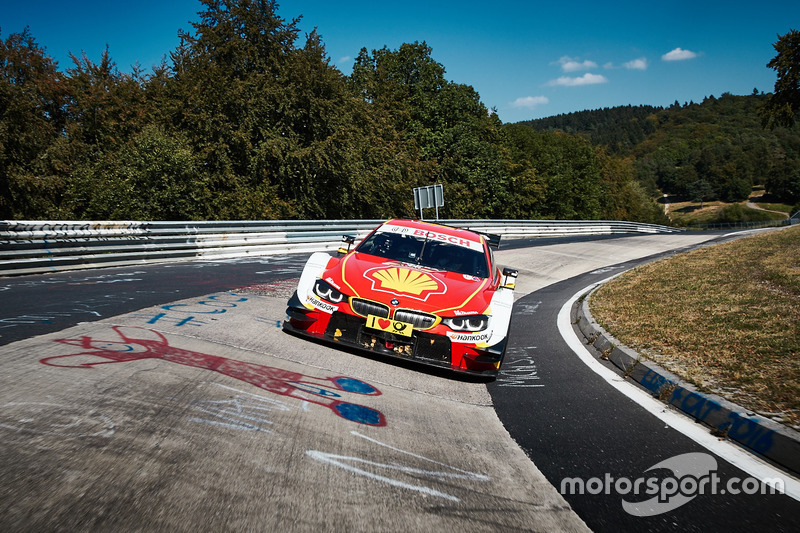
[3,1,798,123]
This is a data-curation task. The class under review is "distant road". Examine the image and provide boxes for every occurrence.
[0,254,309,346]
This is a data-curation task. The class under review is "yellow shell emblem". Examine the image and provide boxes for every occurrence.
[372,267,440,296]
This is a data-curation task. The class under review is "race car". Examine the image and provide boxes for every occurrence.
[283,219,518,376]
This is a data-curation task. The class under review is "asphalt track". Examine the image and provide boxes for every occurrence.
[1,231,798,531]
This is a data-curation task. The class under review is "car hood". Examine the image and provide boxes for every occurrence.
[329,252,492,315]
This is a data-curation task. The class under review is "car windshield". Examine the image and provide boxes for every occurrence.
[356,229,489,278]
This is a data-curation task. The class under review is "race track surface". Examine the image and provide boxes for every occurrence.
[2,231,796,531]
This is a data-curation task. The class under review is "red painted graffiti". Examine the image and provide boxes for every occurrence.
[44,326,386,426]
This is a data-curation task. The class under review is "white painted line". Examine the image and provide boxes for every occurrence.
[558,280,800,501]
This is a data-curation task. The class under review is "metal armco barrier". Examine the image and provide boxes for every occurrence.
[0,219,681,277]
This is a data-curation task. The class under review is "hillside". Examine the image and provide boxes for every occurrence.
[518,104,662,154]
[520,93,800,214]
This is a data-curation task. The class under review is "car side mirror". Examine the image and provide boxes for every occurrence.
[502,267,518,290]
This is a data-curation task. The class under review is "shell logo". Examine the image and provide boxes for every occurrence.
[370,267,442,296]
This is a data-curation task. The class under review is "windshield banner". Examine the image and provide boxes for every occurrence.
[377,223,483,251]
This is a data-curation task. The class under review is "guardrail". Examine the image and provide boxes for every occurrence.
[688,216,799,231]
[0,219,681,277]
[687,209,800,231]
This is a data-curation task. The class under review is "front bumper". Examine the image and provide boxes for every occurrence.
[284,292,503,377]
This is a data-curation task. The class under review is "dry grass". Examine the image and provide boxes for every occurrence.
[590,226,800,428]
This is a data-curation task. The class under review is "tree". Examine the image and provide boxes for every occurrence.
[350,42,509,218]
[766,158,800,203]
[0,28,68,218]
[164,0,303,219]
[687,179,714,207]
[63,126,208,220]
[165,0,394,219]
[761,29,800,129]
[501,125,604,220]
[593,148,669,224]
[65,49,147,151]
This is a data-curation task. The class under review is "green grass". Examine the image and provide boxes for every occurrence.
[589,225,800,428]
[664,186,792,227]
[753,201,795,214]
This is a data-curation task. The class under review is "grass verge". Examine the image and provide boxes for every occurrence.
[589,225,800,428]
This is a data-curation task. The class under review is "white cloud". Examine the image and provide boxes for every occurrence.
[556,56,598,72]
[624,57,648,70]
[662,48,697,61]
[512,96,549,108]
[547,73,608,87]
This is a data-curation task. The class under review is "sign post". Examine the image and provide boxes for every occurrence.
[412,184,444,221]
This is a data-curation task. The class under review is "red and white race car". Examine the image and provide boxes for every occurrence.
[283,219,517,376]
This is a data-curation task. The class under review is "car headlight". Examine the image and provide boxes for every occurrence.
[313,279,346,304]
[443,315,489,332]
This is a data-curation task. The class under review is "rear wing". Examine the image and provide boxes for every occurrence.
[476,232,502,249]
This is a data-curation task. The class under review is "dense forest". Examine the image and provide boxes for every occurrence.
[519,105,662,154]
[521,94,800,208]
[0,0,796,223]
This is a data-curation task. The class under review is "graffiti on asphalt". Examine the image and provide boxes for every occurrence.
[44,325,386,426]
[253,316,284,328]
[128,292,248,327]
[0,296,134,330]
[189,383,294,433]
[0,272,146,291]
[514,301,541,315]
[495,348,544,388]
[588,265,626,275]
[307,431,490,502]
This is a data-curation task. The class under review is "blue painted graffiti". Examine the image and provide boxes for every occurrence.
[137,313,208,327]
[669,389,722,421]
[726,414,775,452]
[640,369,776,455]
[333,377,379,395]
[641,369,672,395]
[131,292,248,327]
[333,403,385,426]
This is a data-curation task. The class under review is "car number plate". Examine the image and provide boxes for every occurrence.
[365,315,413,337]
